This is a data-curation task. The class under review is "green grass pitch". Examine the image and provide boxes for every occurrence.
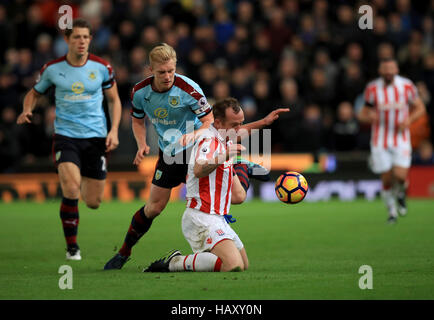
[1,198,433,300]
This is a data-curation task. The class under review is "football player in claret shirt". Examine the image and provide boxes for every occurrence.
[104,43,288,270]
[358,58,426,224]
[17,18,122,260]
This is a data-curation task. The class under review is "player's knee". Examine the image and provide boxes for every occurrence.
[145,202,166,218]
[223,258,245,272]
[86,201,100,209]
[85,197,101,209]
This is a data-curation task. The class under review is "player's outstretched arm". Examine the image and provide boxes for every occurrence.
[104,83,122,152]
[238,107,290,140]
[179,112,214,146]
[132,116,150,166]
[17,88,41,125]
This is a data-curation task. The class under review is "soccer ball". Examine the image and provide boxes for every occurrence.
[275,171,308,204]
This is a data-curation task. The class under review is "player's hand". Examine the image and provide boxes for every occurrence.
[105,130,119,152]
[179,132,195,146]
[263,108,290,126]
[398,118,410,132]
[133,144,150,166]
[17,111,33,124]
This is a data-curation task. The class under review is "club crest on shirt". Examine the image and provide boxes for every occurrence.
[168,96,180,107]
[88,71,97,80]
[155,169,163,180]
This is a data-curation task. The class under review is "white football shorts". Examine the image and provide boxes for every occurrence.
[369,144,412,174]
[182,207,244,253]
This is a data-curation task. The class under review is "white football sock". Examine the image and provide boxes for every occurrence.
[169,252,222,272]
[381,188,397,217]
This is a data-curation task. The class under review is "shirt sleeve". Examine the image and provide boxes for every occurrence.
[363,85,375,107]
[101,63,115,89]
[33,65,53,94]
[130,88,146,119]
[407,81,419,105]
[187,86,213,119]
[195,136,219,162]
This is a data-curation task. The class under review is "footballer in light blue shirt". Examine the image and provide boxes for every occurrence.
[17,18,122,261]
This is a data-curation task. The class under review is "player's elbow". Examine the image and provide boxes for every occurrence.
[231,189,246,204]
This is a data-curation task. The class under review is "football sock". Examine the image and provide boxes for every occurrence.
[381,187,397,218]
[169,252,222,272]
[394,180,407,200]
[60,197,79,250]
[234,164,250,192]
[119,205,153,257]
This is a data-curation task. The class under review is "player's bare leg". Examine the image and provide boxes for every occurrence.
[393,166,409,216]
[211,239,245,271]
[239,247,249,270]
[380,170,398,223]
[144,242,247,273]
[58,162,82,260]
[104,184,172,269]
[143,184,172,218]
[81,177,105,209]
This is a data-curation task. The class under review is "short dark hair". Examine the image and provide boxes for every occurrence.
[213,97,242,121]
[64,18,92,38]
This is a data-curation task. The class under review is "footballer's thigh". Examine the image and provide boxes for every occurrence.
[211,239,245,272]
[81,177,106,209]
[239,247,249,270]
[58,162,82,199]
[144,183,172,219]
[393,166,409,183]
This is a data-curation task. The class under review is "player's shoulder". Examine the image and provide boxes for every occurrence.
[88,54,113,72]
[39,55,67,74]
[131,76,153,99]
[365,78,381,90]
[395,75,414,86]
[195,128,217,145]
[173,74,204,100]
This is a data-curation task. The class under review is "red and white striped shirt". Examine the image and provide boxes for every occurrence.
[186,125,234,215]
[364,75,418,149]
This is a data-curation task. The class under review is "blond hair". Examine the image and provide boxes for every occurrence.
[149,43,177,66]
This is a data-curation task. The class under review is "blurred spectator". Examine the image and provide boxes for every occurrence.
[230,66,252,101]
[412,139,434,165]
[0,107,21,172]
[274,78,304,152]
[33,33,55,70]
[264,7,292,58]
[338,62,366,104]
[332,101,360,151]
[293,103,327,153]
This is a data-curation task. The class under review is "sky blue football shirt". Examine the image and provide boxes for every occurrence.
[33,54,115,138]
[131,74,212,156]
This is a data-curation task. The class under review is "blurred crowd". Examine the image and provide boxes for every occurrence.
[0,0,433,173]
